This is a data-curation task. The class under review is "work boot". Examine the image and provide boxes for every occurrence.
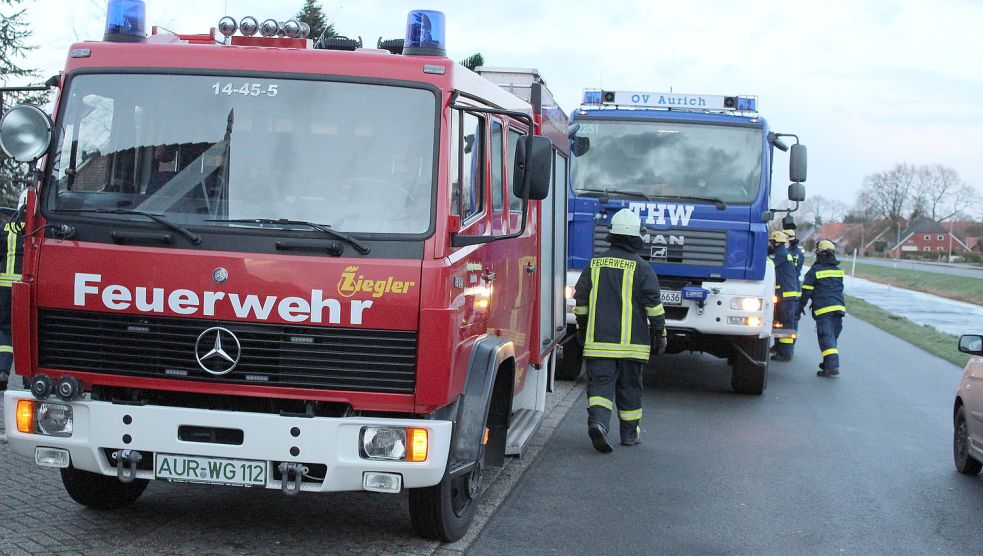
[621,426,640,446]
[817,367,840,377]
[588,422,613,453]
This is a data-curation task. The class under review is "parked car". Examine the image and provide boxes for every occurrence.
[953,334,983,474]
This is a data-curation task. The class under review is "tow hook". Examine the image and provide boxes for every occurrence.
[115,449,142,484]
[278,462,307,495]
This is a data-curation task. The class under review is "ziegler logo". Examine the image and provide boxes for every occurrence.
[337,266,416,298]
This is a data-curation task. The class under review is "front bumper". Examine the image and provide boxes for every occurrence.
[4,390,451,493]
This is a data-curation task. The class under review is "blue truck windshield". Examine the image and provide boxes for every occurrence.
[572,120,763,204]
[47,74,436,235]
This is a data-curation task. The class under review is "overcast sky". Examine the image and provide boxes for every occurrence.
[12,0,983,214]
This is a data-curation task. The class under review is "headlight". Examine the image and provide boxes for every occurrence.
[730,297,763,312]
[360,427,428,462]
[36,403,74,437]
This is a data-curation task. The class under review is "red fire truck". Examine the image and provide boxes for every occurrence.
[0,5,569,541]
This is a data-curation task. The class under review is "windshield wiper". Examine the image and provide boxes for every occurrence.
[575,188,653,202]
[57,208,202,244]
[206,218,370,255]
[652,195,727,210]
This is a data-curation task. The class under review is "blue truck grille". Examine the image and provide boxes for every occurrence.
[38,309,417,393]
[593,226,727,267]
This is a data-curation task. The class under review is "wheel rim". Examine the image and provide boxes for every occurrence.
[449,474,473,517]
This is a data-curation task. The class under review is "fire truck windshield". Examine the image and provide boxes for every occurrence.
[572,120,763,204]
[46,73,436,235]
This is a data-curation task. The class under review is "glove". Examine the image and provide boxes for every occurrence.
[651,329,667,356]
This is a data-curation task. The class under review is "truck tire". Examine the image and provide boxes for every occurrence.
[555,339,583,381]
[60,466,148,509]
[408,461,481,542]
[731,336,769,395]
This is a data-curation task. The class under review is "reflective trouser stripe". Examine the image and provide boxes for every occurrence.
[588,396,613,410]
[801,285,814,290]
[814,305,846,316]
[822,348,839,356]
[5,227,16,275]
[618,409,642,421]
[782,291,801,298]
[778,338,795,344]
[0,346,11,354]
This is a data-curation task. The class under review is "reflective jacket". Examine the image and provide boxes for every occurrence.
[800,257,845,317]
[790,244,805,277]
[573,245,665,361]
[769,243,800,302]
[0,222,24,288]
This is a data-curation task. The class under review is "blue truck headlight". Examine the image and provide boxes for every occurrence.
[730,297,763,312]
[35,403,73,437]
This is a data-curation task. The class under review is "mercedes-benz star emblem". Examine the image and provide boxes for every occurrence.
[195,327,242,375]
[212,267,229,284]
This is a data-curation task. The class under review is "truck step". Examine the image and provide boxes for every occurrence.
[506,408,545,457]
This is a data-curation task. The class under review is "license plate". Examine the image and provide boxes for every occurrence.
[155,453,267,487]
[660,290,682,305]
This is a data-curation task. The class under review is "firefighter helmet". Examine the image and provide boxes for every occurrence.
[784,228,796,239]
[610,208,642,237]
[769,230,788,244]
[816,239,836,254]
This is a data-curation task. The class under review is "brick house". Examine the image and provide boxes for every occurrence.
[868,217,969,259]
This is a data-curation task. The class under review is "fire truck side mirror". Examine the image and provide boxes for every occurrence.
[789,143,807,183]
[513,135,552,201]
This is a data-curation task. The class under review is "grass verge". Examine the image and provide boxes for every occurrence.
[845,294,970,368]
[846,261,983,306]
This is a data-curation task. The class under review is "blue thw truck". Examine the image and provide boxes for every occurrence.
[559,90,807,394]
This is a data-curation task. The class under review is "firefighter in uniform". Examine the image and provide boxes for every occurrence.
[573,209,666,452]
[769,230,800,361]
[0,190,26,391]
[784,228,805,354]
[800,239,846,377]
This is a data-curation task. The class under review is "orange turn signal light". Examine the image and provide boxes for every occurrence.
[16,399,35,433]
[406,428,429,462]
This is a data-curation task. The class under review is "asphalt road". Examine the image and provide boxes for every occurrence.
[856,256,983,279]
[470,316,983,554]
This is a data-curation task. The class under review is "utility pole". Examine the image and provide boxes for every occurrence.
[948,219,954,263]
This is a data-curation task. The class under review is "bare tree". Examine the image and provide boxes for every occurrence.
[855,163,916,224]
[799,194,849,226]
[911,164,978,222]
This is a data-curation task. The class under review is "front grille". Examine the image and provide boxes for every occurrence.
[39,309,417,393]
[594,226,727,267]
[665,307,689,321]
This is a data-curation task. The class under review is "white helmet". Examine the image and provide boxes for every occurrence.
[610,208,641,237]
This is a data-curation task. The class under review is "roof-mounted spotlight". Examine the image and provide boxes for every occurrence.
[283,20,301,38]
[239,16,259,37]
[217,16,237,39]
[260,19,280,38]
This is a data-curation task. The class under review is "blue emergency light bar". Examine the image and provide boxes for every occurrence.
[403,9,446,56]
[104,0,146,43]
[581,89,758,113]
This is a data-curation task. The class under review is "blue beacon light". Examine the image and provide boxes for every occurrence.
[403,10,446,56]
[104,0,147,43]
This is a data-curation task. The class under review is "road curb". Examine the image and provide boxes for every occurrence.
[433,377,586,554]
